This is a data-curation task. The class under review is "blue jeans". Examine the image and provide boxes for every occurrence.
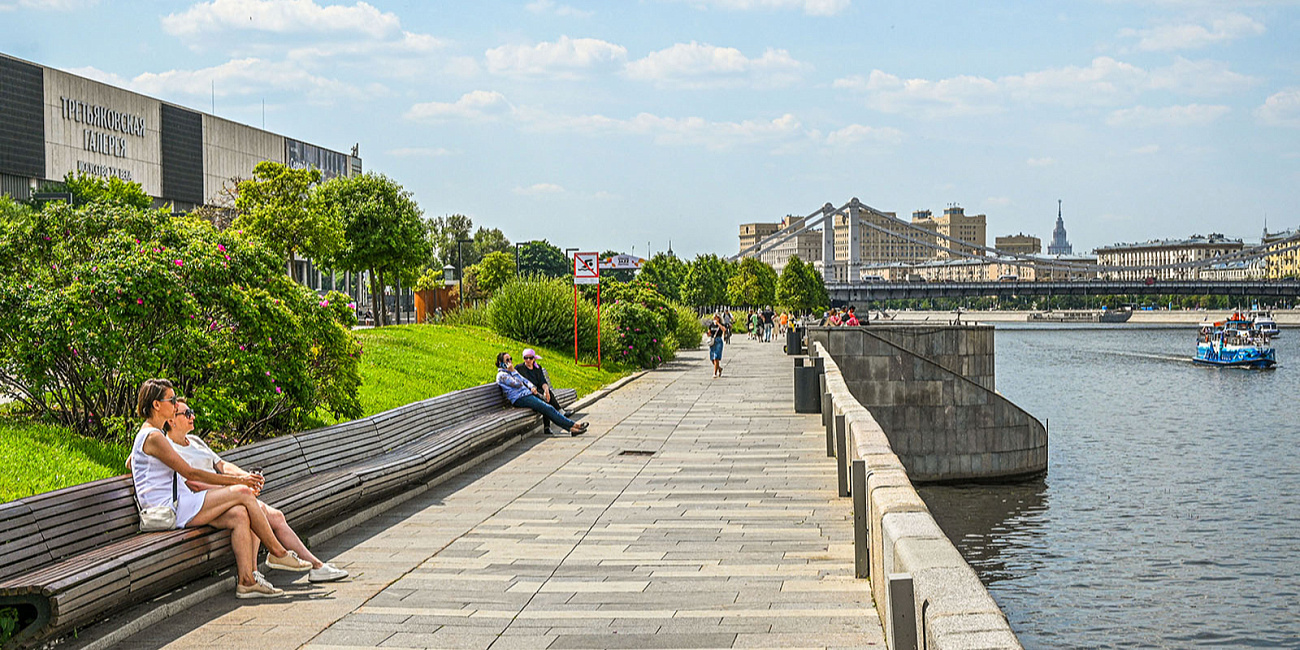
[512,394,576,431]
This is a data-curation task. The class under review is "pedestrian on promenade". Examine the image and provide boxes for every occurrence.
[762,307,775,342]
[748,310,758,340]
[843,306,860,326]
[707,315,726,377]
[721,309,734,344]
[129,379,313,600]
[496,352,588,436]
[515,348,567,434]
[161,398,348,583]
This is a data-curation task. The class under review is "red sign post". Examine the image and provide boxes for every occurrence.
[573,252,601,369]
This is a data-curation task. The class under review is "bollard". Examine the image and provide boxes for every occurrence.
[835,414,849,497]
[793,359,821,413]
[819,374,829,428]
[888,573,918,650]
[825,401,836,458]
[852,459,868,579]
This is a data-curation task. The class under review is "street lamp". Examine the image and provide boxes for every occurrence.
[456,238,473,306]
[564,248,579,274]
[515,240,537,277]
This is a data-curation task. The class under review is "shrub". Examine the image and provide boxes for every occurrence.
[488,276,599,354]
[673,304,704,350]
[443,303,491,328]
[603,301,670,369]
[0,196,362,443]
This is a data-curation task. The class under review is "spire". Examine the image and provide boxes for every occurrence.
[1048,200,1072,255]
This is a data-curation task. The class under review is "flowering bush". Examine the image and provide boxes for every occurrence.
[602,301,670,369]
[0,195,362,443]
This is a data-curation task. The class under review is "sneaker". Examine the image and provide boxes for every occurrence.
[236,574,285,599]
[266,550,312,572]
[308,563,350,583]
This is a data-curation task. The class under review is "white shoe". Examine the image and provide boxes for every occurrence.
[309,563,349,583]
[236,573,285,599]
[266,550,312,572]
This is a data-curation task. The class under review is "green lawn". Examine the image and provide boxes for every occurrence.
[0,421,130,502]
[0,324,626,503]
[349,324,626,417]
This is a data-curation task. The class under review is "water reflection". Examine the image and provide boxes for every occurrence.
[919,478,1048,586]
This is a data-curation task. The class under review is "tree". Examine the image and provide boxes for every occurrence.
[35,172,152,210]
[639,253,688,301]
[476,251,516,296]
[727,257,777,307]
[681,254,734,308]
[234,161,341,284]
[518,240,568,277]
[474,226,511,261]
[776,255,828,314]
[313,172,432,327]
[427,213,473,269]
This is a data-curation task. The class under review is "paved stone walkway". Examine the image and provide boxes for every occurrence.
[121,338,883,650]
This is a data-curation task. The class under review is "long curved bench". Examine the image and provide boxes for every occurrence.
[0,383,576,649]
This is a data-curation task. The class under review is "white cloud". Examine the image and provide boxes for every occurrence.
[70,58,361,102]
[1106,103,1230,127]
[1258,88,1300,127]
[670,0,850,16]
[406,90,511,122]
[485,35,626,78]
[625,42,807,89]
[1027,157,1055,167]
[513,183,567,195]
[985,197,1012,206]
[386,147,456,157]
[834,56,1259,117]
[1131,144,1161,155]
[1119,13,1264,51]
[161,0,401,38]
[525,0,592,17]
[523,110,806,149]
[825,123,904,146]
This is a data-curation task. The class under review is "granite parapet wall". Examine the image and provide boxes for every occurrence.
[808,325,1046,482]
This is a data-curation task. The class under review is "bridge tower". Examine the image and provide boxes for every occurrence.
[847,198,863,283]
[821,202,837,281]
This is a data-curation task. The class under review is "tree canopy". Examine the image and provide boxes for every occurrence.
[36,172,153,210]
[680,254,734,307]
[638,253,688,301]
[474,251,516,296]
[233,161,341,284]
[776,255,828,313]
[727,257,777,307]
[518,240,568,277]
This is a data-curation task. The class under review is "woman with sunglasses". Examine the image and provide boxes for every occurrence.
[495,352,588,436]
[130,378,313,599]
[164,398,348,584]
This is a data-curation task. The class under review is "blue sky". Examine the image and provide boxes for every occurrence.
[3,0,1298,258]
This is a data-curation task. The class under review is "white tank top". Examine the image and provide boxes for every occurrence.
[172,435,221,473]
[130,425,177,509]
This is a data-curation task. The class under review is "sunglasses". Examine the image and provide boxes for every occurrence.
[179,409,196,419]
[162,396,180,405]
[523,356,535,360]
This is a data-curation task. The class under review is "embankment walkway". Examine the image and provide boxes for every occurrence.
[116,339,884,650]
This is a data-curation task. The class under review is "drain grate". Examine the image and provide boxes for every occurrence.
[618,450,656,457]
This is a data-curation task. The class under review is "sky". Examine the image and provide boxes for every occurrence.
[2,0,1298,259]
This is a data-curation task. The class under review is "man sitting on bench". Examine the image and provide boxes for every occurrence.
[495,352,588,436]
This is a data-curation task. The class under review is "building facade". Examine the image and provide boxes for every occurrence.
[1095,235,1243,281]
[758,215,822,273]
[932,206,986,258]
[995,233,1041,255]
[0,52,360,210]
[832,208,938,269]
[738,222,781,258]
[1047,201,1072,255]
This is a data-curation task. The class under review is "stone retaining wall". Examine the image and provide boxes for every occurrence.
[808,325,1046,482]
[814,341,1023,649]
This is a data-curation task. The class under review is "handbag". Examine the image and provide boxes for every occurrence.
[138,472,179,532]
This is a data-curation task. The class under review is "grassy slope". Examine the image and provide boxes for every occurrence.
[0,324,625,502]
[350,324,625,417]
[0,421,130,502]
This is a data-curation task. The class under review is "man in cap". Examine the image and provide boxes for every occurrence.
[516,348,568,434]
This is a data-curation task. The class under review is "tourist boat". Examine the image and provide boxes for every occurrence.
[1195,314,1276,369]
[1250,310,1281,338]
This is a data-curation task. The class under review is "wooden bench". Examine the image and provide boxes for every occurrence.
[0,383,576,648]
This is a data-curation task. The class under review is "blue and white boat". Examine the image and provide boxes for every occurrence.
[1195,315,1276,369]
[1250,310,1281,338]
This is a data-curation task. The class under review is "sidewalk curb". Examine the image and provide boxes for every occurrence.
[56,370,649,650]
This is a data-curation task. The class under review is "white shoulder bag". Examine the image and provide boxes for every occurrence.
[138,472,178,532]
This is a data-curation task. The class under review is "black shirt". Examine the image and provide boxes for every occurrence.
[517,363,549,390]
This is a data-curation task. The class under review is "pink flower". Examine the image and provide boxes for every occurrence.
[319,300,329,307]
[217,244,226,252]
[174,260,184,267]
[239,345,245,351]
[265,371,271,376]
[348,302,356,310]
[137,298,144,304]
[275,386,282,394]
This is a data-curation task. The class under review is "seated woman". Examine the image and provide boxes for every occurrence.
[495,352,588,436]
[130,378,313,599]
[166,398,348,583]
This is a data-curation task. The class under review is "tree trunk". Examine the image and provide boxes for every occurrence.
[378,269,390,327]
[368,267,381,327]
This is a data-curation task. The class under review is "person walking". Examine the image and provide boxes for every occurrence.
[762,307,775,342]
[721,309,734,344]
[707,315,726,378]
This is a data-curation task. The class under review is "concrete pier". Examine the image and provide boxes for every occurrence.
[103,340,886,650]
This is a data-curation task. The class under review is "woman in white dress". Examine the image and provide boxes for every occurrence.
[130,378,312,599]
[165,398,347,583]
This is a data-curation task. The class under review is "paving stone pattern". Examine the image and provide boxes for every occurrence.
[123,339,883,650]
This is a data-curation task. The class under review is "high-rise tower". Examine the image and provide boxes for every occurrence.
[1048,200,1072,255]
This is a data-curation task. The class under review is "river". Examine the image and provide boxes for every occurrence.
[917,324,1300,649]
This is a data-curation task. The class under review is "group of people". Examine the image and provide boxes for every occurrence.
[819,306,863,326]
[128,349,589,600]
[129,379,348,600]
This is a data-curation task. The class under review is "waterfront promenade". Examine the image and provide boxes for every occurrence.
[114,339,884,650]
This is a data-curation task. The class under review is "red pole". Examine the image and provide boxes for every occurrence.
[573,283,579,364]
[596,282,602,370]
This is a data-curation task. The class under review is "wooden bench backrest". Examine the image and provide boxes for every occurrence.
[0,501,53,583]
[295,418,382,474]
[219,435,311,492]
[0,476,140,579]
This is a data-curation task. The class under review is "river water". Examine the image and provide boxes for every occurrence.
[917,324,1300,649]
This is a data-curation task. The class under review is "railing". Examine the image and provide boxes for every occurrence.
[812,341,1023,650]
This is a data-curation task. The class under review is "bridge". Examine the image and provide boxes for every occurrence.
[828,279,1300,303]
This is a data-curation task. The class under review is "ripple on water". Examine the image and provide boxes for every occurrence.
[918,325,1300,649]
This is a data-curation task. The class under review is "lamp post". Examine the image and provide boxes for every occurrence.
[456,238,473,306]
[515,240,537,277]
[443,263,457,313]
[564,248,579,274]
